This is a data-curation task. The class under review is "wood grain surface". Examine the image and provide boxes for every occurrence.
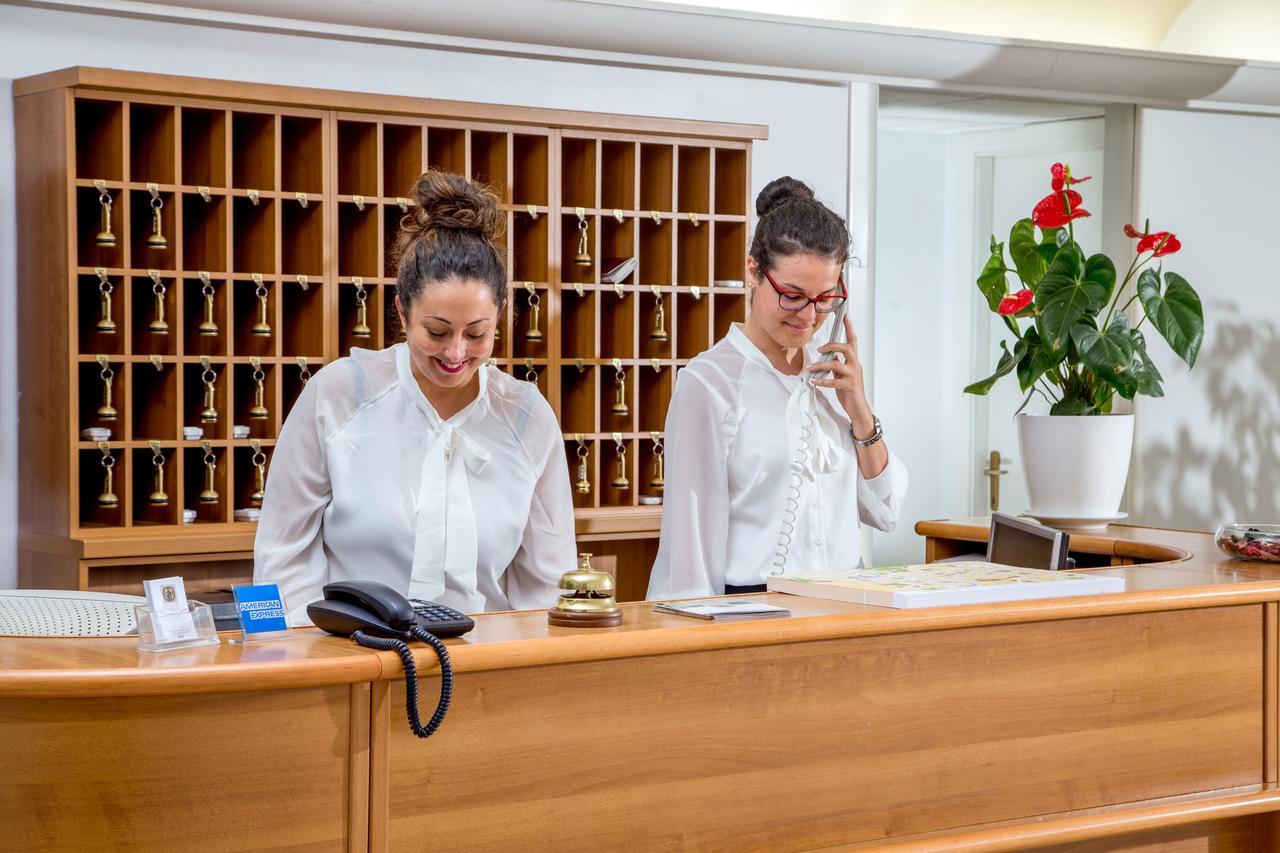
[0,685,359,851]
[380,606,1263,851]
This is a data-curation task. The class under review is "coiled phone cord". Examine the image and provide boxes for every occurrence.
[351,627,454,739]
[771,405,817,576]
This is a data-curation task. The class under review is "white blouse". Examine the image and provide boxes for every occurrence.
[254,343,577,624]
[647,323,907,600]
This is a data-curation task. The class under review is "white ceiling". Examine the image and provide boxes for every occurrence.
[15,0,1280,113]
[878,90,1104,134]
[637,0,1280,64]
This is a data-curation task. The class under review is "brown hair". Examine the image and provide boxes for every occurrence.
[393,169,507,312]
[748,176,850,274]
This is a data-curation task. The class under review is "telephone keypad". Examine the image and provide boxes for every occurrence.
[409,599,475,638]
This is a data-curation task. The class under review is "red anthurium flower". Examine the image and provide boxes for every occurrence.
[1124,223,1182,256]
[998,289,1034,316]
[1032,190,1091,228]
[1148,232,1181,256]
[1139,231,1180,256]
[1051,162,1092,192]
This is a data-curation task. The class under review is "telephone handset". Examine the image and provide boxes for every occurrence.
[308,580,475,639]
[772,281,850,576]
[818,298,849,362]
[308,580,475,739]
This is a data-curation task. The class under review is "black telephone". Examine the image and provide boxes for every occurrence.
[308,581,474,739]
[308,580,475,639]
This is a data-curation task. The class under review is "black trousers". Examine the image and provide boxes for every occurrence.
[724,583,767,595]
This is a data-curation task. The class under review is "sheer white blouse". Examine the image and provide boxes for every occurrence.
[647,323,907,600]
[254,343,577,624]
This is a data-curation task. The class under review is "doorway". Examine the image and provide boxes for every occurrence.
[873,90,1106,564]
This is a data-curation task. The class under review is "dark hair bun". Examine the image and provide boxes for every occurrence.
[407,169,504,242]
[755,175,815,218]
[393,169,509,313]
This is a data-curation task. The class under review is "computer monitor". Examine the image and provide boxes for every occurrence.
[987,512,1070,571]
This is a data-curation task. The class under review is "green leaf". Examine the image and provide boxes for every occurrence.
[1009,219,1048,290]
[1137,268,1205,368]
[1083,253,1117,309]
[976,240,1009,313]
[1071,313,1135,394]
[1050,396,1095,416]
[1033,228,1064,268]
[964,339,1028,396]
[1034,245,1109,352]
[1128,329,1165,398]
[1015,327,1065,392]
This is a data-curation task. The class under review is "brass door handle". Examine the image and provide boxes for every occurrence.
[983,450,1008,512]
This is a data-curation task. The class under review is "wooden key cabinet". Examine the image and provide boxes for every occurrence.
[15,67,765,600]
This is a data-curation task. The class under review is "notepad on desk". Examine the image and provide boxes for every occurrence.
[653,598,791,622]
[766,561,1124,609]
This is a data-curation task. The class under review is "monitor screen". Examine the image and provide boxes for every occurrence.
[987,513,1068,570]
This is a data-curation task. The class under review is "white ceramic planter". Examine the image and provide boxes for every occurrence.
[1017,414,1134,523]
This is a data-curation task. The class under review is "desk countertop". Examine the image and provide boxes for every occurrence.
[5,521,1280,698]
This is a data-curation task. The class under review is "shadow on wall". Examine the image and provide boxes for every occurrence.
[1138,313,1280,529]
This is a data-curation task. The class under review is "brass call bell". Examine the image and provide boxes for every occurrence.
[547,553,622,628]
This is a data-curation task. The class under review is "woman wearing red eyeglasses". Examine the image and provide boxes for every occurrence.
[647,176,907,599]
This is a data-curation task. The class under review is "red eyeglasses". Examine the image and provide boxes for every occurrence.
[762,269,847,314]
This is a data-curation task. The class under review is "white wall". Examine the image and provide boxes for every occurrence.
[873,131,964,563]
[875,119,1106,565]
[1129,108,1280,529]
[0,4,851,583]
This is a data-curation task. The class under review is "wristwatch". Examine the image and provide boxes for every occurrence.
[851,415,883,448]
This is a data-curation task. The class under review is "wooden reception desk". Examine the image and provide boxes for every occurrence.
[4,521,1280,851]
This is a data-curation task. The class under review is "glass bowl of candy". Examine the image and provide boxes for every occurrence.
[1215,524,1280,563]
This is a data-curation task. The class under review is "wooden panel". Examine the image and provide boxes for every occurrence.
[18,548,83,590]
[0,686,356,850]
[348,682,371,853]
[15,68,770,140]
[1033,817,1260,852]
[0,633,381,698]
[15,88,72,538]
[381,606,1263,851]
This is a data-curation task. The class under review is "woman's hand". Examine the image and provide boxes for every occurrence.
[805,312,877,440]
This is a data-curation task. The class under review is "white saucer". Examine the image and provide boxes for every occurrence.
[1021,511,1128,532]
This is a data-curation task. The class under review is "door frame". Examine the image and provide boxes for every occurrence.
[942,118,1122,516]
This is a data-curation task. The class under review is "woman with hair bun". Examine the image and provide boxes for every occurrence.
[647,176,907,599]
[255,170,576,624]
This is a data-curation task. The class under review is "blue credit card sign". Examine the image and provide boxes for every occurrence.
[232,583,289,634]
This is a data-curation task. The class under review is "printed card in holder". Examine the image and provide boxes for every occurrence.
[137,576,220,652]
[230,582,291,643]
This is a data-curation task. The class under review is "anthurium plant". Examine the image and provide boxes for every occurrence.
[965,162,1204,415]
